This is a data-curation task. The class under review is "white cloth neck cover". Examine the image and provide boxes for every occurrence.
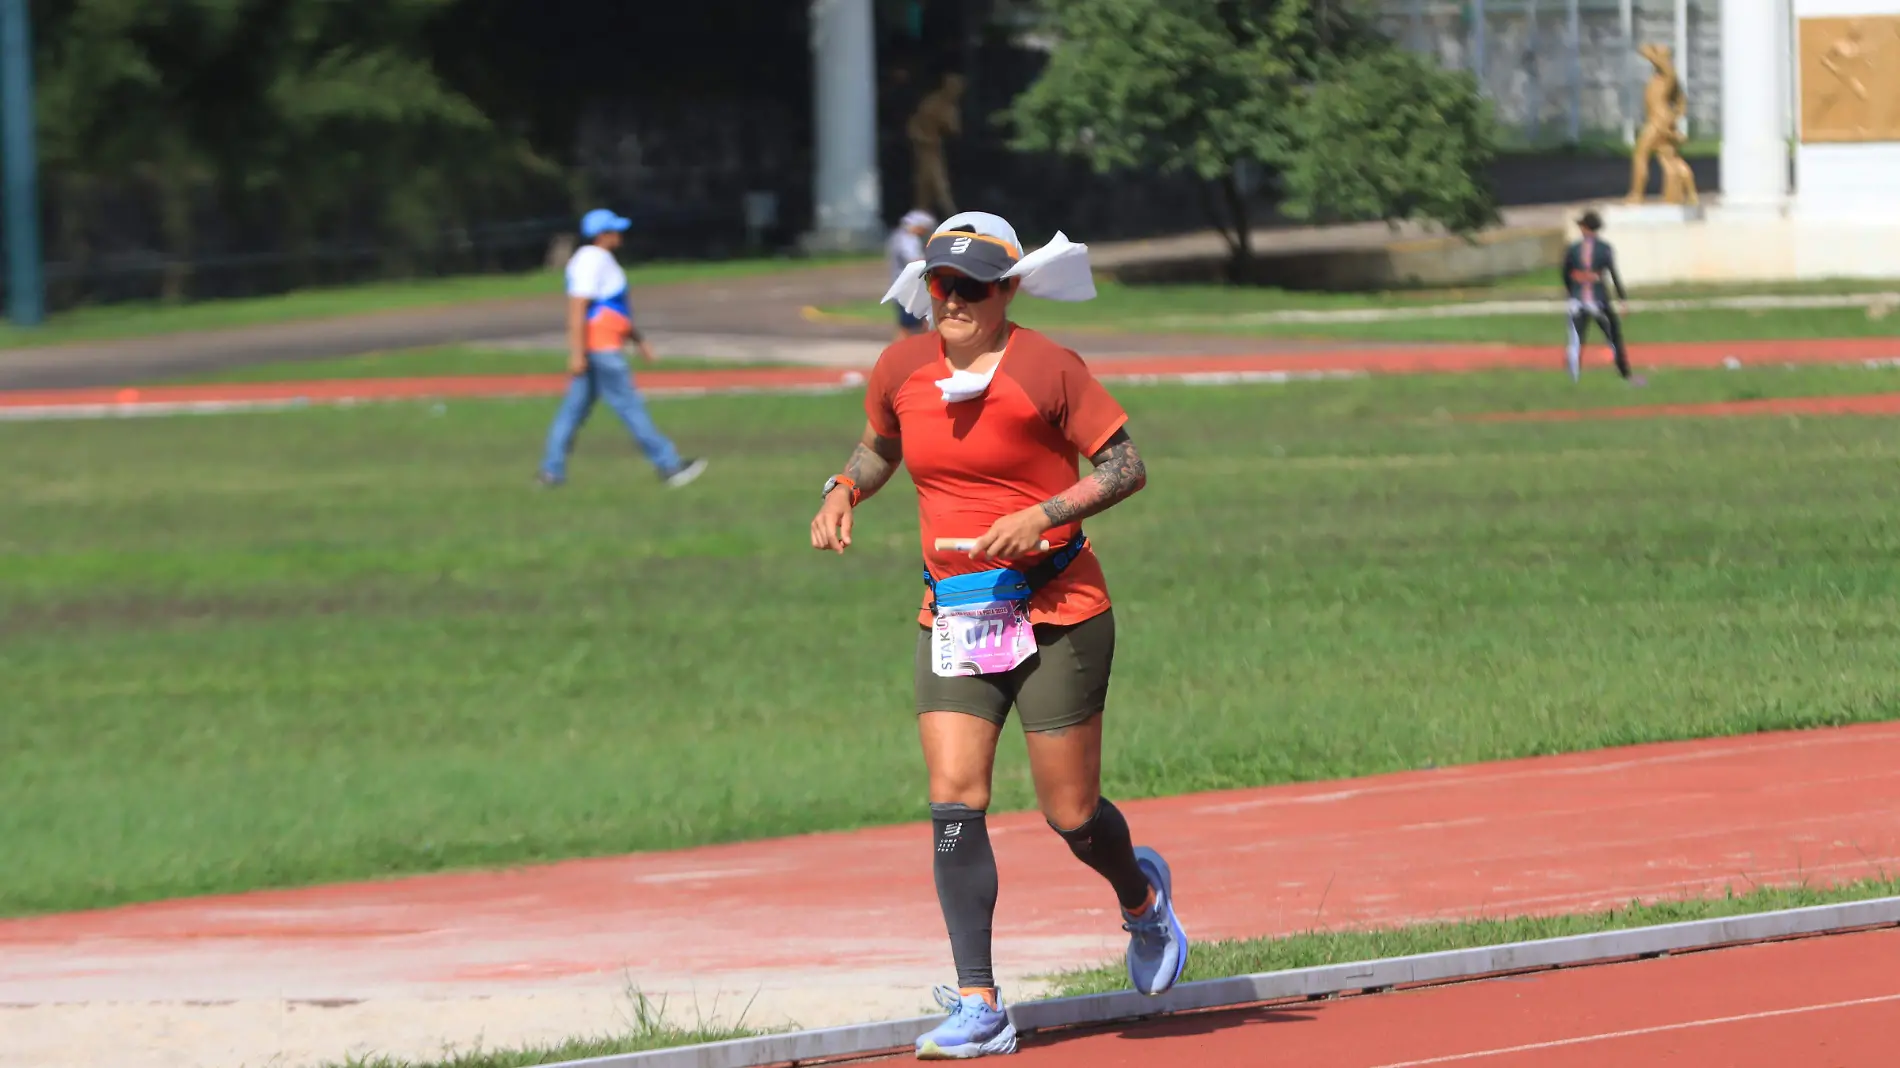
[934,364,997,404]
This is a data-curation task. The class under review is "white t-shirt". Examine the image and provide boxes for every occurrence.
[888,227,925,282]
[566,244,627,302]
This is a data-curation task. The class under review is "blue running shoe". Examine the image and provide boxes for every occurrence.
[1124,846,1188,996]
[914,985,1017,1059]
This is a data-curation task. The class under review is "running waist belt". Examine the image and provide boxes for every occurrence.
[924,533,1089,614]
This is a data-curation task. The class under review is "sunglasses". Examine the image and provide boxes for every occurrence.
[927,271,1009,303]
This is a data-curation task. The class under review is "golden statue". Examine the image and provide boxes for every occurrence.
[907,73,965,217]
[1626,43,1698,206]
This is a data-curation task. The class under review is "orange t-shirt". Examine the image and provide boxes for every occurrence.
[865,325,1129,627]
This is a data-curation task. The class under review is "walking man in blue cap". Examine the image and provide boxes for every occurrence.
[537,208,707,488]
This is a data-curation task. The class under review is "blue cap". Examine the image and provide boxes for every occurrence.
[580,208,631,238]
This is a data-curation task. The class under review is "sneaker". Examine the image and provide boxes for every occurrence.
[536,471,565,488]
[664,457,708,488]
[1124,846,1188,996]
[914,986,1017,1060]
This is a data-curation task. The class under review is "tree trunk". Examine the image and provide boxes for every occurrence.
[152,144,202,303]
[1220,171,1253,283]
[157,175,194,304]
[1194,178,1241,267]
[54,175,93,310]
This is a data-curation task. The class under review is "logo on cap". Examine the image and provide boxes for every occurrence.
[950,236,972,255]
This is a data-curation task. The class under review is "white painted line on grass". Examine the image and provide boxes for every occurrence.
[0,369,1347,422]
[1150,291,1900,328]
[0,398,320,421]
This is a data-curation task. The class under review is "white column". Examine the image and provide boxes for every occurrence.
[1718,0,1791,210]
[806,0,882,252]
[1674,0,1690,135]
[1619,0,1635,144]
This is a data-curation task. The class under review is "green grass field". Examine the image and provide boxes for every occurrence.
[0,255,871,351]
[1491,135,1723,159]
[816,278,1900,344]
[6,364,1900,917]
[144,345,785,385]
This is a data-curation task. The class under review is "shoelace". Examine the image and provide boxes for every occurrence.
[1122,897,1170,943]
[931,984,983,1019]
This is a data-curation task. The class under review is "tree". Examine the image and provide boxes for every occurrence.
[33,0,224,300]
[1280,47,1498,235]
[224,0,557,281]
[1002,0,1499,278]
[31,0,559,302]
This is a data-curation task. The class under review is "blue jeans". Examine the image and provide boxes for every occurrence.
[539,350,683,479]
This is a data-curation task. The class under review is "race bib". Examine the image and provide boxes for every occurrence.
[931,598,1037,678]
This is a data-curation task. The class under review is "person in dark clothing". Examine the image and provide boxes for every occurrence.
[1562,211,1642,384]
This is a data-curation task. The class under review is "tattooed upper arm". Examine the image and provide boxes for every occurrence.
[1039,428,1146,527]
[867,429,903,462]
[842,424,903,499]
[1089,429,1146,490]
[1088,428,1132,465]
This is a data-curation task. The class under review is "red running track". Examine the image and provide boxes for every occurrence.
[908,927,1900,1067]
[2,335,1899,416]
[6,724,1900,1007]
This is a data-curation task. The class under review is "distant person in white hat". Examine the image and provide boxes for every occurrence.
[537,208,706,488]
[888,209,937,343]
[809,211,1188,1059]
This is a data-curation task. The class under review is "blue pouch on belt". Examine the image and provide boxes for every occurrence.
[929,568,1033,612]
[923,533,1089,615]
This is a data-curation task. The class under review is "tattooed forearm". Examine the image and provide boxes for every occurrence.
[1039,429,1146,527]
[840,430,903,502]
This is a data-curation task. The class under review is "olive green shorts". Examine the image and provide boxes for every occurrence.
[914,609,1116,733]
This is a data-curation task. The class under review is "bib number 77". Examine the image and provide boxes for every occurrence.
[932,600,1036,677]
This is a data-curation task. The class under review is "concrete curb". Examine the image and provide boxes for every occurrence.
[544,896,1900,1068]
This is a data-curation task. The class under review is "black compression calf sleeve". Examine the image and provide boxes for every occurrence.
[1051,798,1153,912]
[930,802,998,990]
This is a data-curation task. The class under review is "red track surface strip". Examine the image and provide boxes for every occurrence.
[943,927,1900,1067]
[3,336,1899,416]
[0,367,865,412]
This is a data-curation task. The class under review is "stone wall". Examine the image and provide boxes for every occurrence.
[1375,0,1722,140]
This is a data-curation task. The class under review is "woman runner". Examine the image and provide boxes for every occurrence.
[809,212,1188,1060]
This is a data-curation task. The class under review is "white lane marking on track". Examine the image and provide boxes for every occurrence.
[1360,990,1900,1067]
[632,867,767,885]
